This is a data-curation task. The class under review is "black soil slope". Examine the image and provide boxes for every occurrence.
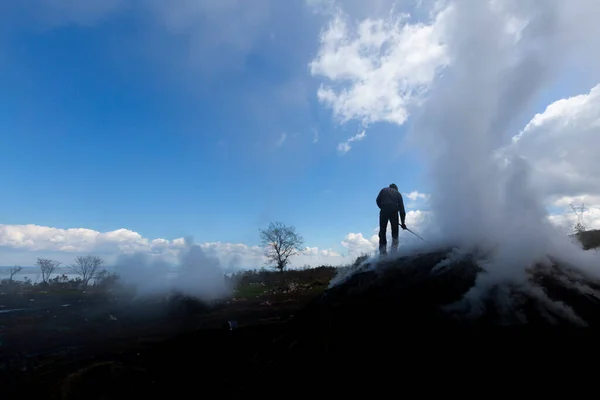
[5,249,600,399]
[290,249,600,334]
[237,249,600,396]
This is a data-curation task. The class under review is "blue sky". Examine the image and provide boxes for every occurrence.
[0,1,427,266]
[1,0,599,269]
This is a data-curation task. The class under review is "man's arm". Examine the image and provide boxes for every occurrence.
[376,189,383,209]
[397,192,406,224]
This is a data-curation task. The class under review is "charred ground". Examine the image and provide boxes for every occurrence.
[2,232,600,399]
[0,265,338,398]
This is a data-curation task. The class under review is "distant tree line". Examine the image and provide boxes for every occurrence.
[37,255,105,287]
[4,255,108,288]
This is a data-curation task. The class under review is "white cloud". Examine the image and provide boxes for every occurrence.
[490,83,600,236]
[403,191,431,209]
[313,128,319,143]
[0,224,345,270]
[337,142,351,154]
[508,84,600,200]
[309,6,449,126]
[303,246,320,256]
[302,246,341,258]
[552,195,600,210]
[350,130,366,141]
[0,224,188,261]
[337,129,366,154]
[320,249,341,257]
[341,232,378,255]
[405,191,429,201]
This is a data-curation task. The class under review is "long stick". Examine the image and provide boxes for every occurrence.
[407,228,426,242]
[399,224,426,242]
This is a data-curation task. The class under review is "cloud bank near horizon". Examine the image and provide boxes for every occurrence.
[0,223,346,269]
[1,194,595,270]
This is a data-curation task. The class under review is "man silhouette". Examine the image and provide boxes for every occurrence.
[376,183,407,255]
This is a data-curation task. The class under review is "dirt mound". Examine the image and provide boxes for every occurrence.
[307,248,600,329]
[234,249,600,396]
[6,250,600,398]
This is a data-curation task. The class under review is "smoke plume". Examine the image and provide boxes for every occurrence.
[314,0,600,309]
[408,0,600,296]
[114,237,231,302]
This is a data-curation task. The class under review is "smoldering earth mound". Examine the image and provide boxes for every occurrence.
[234,248,600,395]
[317,248,600,329]
[6,248,600,399]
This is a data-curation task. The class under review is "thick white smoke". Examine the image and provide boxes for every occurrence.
[312,0,600,305]
[114,237,231,302]
[409,0,600,292]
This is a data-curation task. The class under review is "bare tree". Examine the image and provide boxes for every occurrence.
[36,258,60,283]
[69,255,104,287]
[259,221,304,272]
[8,266,23,282]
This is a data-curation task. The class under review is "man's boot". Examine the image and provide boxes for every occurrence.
[391,238,399,253]
[379,245,387,259]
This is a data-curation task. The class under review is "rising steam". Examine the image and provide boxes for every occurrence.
[317,0,600,310]
[114,237,231,303]
[409,0,600,294]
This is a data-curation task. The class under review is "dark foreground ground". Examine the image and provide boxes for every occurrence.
[3,249,600,399]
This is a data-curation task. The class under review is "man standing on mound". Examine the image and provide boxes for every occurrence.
[376,183,407,256]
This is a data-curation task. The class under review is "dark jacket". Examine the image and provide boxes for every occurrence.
[376,187,406,223]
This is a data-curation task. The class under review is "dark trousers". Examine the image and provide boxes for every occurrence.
[379,207,399,254]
